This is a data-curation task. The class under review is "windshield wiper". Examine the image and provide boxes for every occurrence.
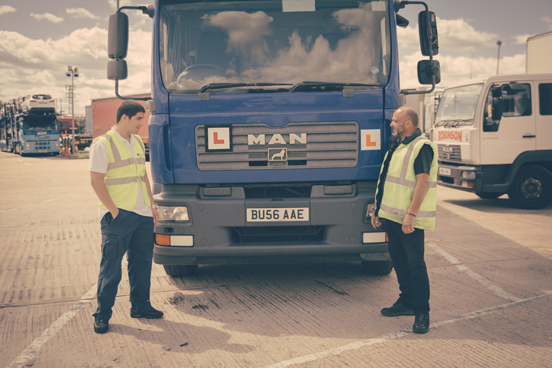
[440,119,472,128]
[289,81,379,93]
[199,83,293,93]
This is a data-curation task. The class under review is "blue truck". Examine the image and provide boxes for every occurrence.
[1,100,61,156]
[107,0,440,276]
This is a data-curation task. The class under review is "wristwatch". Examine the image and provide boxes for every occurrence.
[151,204,158,209]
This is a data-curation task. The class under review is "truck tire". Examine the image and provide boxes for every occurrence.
[508,165,552,209]
[361,260,393,276]
[163,264,198,277]
[477,192,502,200]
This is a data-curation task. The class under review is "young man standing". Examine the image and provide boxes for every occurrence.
[89,100,162,334]
[371,106,437,334]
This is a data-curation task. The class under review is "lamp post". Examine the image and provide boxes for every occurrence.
[66,66,79,154]
[496,40,502,75]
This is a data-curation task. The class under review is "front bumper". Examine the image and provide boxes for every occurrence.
[153,183,389,265]
[437,163,482,192]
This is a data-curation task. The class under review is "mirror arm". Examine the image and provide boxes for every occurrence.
[111,4,154,100]
[115,80,149,101]
[117,5,154,18]
[398,1,436,95]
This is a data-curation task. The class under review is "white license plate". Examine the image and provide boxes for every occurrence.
[247,207,309,222]
[439,167,452,176]
[39,149,47,153]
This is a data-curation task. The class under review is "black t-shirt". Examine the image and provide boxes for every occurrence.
[413,144,434,175]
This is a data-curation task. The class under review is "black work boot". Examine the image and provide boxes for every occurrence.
[381,300,414,317]
[130,306,164,319]
[94,319,109,334]
[413,313,430,334]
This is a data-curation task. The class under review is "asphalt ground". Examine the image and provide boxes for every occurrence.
[1,151,551,368]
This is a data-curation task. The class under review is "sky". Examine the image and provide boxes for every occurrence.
[0,0,551,115]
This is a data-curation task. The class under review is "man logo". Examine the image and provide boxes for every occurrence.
[248,133,307,146]
[269,148,287,161]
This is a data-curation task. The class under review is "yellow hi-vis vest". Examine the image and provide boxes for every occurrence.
[377,136,438,231]
[95,130,151,211]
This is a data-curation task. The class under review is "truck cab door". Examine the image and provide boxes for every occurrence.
[536,81,552,150]
[480,82,535,165]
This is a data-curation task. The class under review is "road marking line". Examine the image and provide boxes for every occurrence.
[262,293,551,368]
[426,241,523,302]
[7,284,97,368]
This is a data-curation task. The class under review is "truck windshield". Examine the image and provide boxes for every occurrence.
[434,84,483,127]
[21,118,58,131]
[159,0,391,94]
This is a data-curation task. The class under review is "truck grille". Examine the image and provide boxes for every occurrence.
[196,122,359,171]
[438,144,461,161]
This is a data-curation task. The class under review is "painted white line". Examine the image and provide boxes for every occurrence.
[7,284,97,368]
[262,293,551,368]
[426,241,523,302]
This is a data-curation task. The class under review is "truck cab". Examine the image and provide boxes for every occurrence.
[433,74,552,209]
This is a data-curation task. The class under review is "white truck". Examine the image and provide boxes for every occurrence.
[526,31,552,74]
[401,86,445,136]
[433,73,552,209]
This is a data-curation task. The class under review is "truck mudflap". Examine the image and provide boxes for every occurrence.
[153,183,389,266]
[436,163,482,192]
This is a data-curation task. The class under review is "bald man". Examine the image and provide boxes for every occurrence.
[371,107,437,334]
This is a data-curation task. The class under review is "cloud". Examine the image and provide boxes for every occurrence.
[398,17,499,52]
[108,0,135,10]
[176,5,384,89]
[203,11,273,62]
[66,8,99,20]
[543,16,552,30]
[398,52,526,89]
[0,27,151,113]
[30,13,64,23]
[512,34,533,45]
[0,5,16,15]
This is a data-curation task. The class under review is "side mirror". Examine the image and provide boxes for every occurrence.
[491,85,502,98]
[418,11,439,56]
[417,60,441,85]
[491,97,503,121]
[108,12,129,59]
[107,59,128,80]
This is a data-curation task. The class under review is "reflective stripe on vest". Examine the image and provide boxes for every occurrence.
[96,130,150,211]
[377,136,438,231]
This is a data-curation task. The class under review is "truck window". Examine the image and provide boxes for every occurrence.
[483,83,531,132]
[159,0,391,94]
[539,83,552,116]
[434,84,482,127]
[501,83,532,117]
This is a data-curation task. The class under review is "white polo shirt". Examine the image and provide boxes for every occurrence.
[89,127,152,220]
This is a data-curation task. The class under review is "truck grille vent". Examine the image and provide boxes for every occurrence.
[232,226,325,243]
[196,122,359,171]
[438,144,461,161]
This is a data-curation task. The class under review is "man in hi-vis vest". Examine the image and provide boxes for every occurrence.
[89,100,161,334]
[371,106,437,334]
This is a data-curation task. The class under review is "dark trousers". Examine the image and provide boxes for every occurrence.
[93,209,154,321]
[385,219,430,315]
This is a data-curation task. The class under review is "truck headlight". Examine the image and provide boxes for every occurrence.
[157,206,190,222]
[25,142,30,149]
[461,171,476,180]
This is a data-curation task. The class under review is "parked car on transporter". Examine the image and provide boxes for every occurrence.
[21,94,56,114]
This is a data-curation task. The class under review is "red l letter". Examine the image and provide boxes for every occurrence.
[366,135,376,147]
[213,132,225,144]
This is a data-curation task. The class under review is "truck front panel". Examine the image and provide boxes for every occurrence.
[147,0,404,268]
